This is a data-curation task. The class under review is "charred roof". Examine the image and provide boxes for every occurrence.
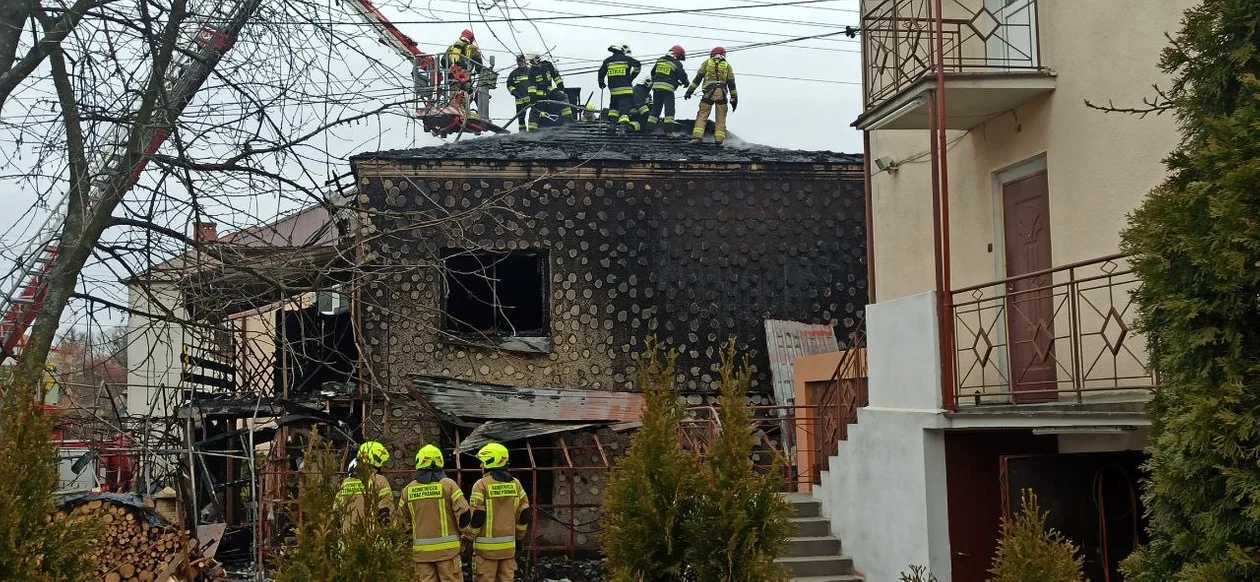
[351,120,861,165]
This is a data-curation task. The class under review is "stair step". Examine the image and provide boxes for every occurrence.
[775,555,856,577]
[790,516,832,537]
[784,535,842,557]
[791,576,863,582]
[787,498,821,518]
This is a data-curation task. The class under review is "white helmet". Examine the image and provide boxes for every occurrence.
[525,52,540,64]
[608,43,631,55]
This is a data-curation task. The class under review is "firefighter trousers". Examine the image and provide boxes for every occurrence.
[608,92,636,125]
[691,87,729,144]
[647,89,677,132]
[515,99,530,132]
[472,554,517,582]
[415,556,462,582]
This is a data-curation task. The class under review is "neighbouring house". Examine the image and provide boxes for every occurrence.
[810,1,1192,580]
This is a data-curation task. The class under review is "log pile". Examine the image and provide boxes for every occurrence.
[56,499,220,582]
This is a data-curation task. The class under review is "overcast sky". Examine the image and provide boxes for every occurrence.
[0,0,864,336]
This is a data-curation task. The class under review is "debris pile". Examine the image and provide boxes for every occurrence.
[57,497,222,582]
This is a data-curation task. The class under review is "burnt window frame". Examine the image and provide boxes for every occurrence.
[439,248,551,341]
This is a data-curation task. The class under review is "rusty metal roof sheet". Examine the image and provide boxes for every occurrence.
[763,319,839,406]
[456,421,596,453]
[411,374,644,422]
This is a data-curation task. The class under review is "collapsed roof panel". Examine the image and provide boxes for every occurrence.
[764,319,840,407]
[411,374,644,423]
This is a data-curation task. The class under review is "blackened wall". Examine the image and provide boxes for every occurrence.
[352,158,867,395]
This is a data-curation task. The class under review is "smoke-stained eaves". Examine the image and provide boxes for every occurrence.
[351,120,861,165]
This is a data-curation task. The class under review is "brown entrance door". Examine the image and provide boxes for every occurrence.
[1002,171,1056,403]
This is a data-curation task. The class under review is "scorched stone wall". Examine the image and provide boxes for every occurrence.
[352,159,866,396]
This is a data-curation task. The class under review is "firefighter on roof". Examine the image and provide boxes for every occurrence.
[464,442,531,582]
[527,53,566,131]
[336,441,395,529]
[507,55,533,132]
[648,45,689,136]
[598,43,641,133]
[446,29,483,118]
[398,445,470,582]
[685,46,738,147]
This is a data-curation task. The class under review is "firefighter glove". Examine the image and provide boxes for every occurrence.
[684,89,694,100]
[598,79,606,89]
[378,508,391,524]
[731,97,738,111]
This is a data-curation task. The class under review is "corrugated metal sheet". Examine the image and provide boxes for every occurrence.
[764,319,839,406]
[411,375,645,422]
[456,421,596,453]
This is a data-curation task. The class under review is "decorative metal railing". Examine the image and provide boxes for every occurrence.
[950,253,1157,407]
[862,0,1043,108]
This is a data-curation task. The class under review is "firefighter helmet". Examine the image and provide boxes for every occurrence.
[609,43,631,55]
[669,45,686,60]
[415,444,444,469]
[460,29,475,42]
[476,442,510,469]
[358,441,390,468]
[710,46,726,58]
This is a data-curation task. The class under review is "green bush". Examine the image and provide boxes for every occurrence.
[603,340,793,581]
[0,375,102,581]
[271,441,410,581]
[602,340,697,581]
[987,489,1083,582]
[1116,1,1260,579]
[685,342,792,581]
[900,565,938,582]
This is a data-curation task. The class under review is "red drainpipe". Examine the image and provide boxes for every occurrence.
[863,130,876,305]
[933,0,956,411]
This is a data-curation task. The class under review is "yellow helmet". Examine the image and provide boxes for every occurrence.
[358,441,390,468]
[476,442,510,469]
[415,444,444,469]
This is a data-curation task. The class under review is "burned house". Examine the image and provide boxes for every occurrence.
[347,122,867,543]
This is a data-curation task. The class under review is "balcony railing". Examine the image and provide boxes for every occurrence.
[862,0,1043,108]
[949,253,1156,408]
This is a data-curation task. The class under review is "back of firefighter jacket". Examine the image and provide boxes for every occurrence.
[466,474,530,560]
[335,472,394,530]
[598,54,641,96]
[507,65,532,101]
[650,55,688,92]
[398,477,469,562]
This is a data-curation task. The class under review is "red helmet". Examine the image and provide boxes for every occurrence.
[711,46,726,58]
[460,29,475,42]
[669,45,686,60]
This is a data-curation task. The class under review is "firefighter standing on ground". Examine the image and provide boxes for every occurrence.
[528,53,565,131]
[445,29,483,118]
[336,441,395,528]
[464,442,531,582]
[507,55,533,133]
[398,445,470,582]
[648,45,689,136]
[685,47,738,146]
[597,43,641,132]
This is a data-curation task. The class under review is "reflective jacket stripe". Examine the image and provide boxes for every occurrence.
[474,535,516,551]
[652,82,677,92]
[413,534,461,552]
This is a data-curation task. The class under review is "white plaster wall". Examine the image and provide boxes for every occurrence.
[1058,428,1150,454]
[867,291,942,410]
[816,409,952,582]
[869,0,1195,302]
[126,282,187,418]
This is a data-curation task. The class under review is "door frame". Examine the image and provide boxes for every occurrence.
[991,155,1047,401]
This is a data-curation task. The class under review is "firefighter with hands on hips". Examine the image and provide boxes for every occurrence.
[464,442,531,582]
[685,46,738,147]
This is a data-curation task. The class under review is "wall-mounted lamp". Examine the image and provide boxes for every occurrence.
[874,156,898,173]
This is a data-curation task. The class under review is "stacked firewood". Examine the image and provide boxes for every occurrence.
[56,499,216,582]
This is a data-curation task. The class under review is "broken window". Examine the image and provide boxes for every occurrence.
[442,249,549,338]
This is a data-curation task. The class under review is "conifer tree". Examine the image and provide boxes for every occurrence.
[0,374,101,580]
[602,340,697,581]
[1118,1,1260,579]
[685,342,792,581]
[987,490,1083,582]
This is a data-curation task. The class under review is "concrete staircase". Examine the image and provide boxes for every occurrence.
[777,493,861,582]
